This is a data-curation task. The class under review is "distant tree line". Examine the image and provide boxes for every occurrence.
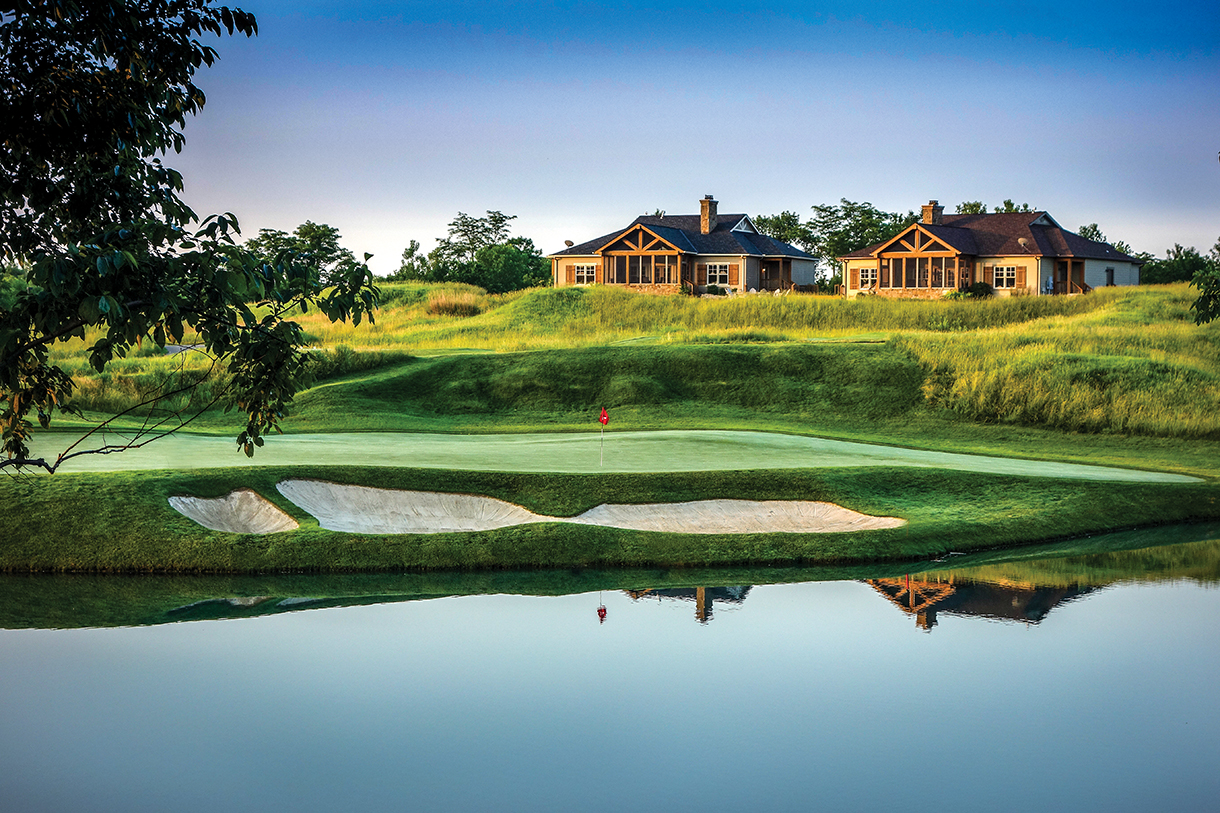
[387,211,549,293]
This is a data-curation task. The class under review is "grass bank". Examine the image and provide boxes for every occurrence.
[2,465,1217,574]
[4,523,1218,629]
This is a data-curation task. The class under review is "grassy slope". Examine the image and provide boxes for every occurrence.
[10,283,1220,574]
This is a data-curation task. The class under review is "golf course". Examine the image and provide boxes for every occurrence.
[4,282,1219,573]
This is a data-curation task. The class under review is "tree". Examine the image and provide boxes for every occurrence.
[433,211,516,267]
[246,221,359,277]
[753,211,815,253]
[469,238,549,293]
[1077,223,1105,242]
[388,239,436,282]
[388,211,548,292]
[1191,238,1220,324]
[807,199,917,277]
[0,1,378,472]
[956,200,1034,214]
[997,199,1034,213]
[1142,244,1215,285]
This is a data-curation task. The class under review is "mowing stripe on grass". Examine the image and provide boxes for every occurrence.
[26,429,1199,483]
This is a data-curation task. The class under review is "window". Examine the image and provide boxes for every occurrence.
[859,267,878,288]
[707,263,730,285]
[994,266,1017,288]
[653,255,673,284]
[573,264,596,284]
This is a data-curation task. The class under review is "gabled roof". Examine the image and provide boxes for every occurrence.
[550,212,814,259]
[842,211,1142,263]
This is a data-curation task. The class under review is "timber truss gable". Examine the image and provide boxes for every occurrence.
[596,225,686,256]
[873,225,964,259]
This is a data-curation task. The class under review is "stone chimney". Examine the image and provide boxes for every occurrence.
[700,195,718,234]
[921,199,944,225]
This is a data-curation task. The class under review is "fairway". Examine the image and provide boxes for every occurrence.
[25,429,1199,483]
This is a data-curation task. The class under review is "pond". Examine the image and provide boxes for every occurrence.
[3,523,1220,812]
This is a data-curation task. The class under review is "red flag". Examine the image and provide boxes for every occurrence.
[598,408,609,426]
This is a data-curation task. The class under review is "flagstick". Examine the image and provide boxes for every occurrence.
[600,424,604,467]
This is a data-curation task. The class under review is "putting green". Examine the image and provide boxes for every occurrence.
[25,429,1199,483]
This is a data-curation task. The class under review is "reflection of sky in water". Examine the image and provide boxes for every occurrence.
[2,580,1219,811]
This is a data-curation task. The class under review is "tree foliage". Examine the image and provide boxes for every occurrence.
[753,211,814,253]
[1191,239,1220,325]
[955,200,1034,214]
[246,221,359,277]
[1142,244,1217,285]
[1077,223,1105,242]
[388,211,549,293]
[0,1,378,472]
[808,199,917,271]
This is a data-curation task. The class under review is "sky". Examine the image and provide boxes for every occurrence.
[172,0,1220,274]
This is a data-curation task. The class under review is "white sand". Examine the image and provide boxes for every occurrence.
[275,480,554,534]
[272,479,906,535]
[168,489,299,534]
[567,499,905,534]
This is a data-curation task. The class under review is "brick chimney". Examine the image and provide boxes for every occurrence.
[700,195,718,234]
[921,199,944,225]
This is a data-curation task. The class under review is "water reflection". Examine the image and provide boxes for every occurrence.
[624,585,752,624]
[4,524,1220,812]
[866,575,1094,630]
[2,521,1218,631]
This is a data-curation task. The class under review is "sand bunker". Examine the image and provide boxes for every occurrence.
[274,479,905,535]
[168,489,299,534]
[276,480,553,534]
[566,499,904,534]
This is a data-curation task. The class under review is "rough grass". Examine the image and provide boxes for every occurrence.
[897,285,1220,438]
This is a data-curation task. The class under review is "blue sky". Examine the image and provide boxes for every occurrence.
[174,1,1220,274]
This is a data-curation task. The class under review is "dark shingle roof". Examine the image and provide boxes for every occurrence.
[550,212,814,259]
[841,212,1142,263]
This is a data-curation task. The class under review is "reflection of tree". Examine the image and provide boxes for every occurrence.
[866,575,1096,631]
[625,586,751,625]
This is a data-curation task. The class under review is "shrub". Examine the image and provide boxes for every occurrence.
[968,282,994,298]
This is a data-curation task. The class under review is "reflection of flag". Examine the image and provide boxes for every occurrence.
[599,408,609,426]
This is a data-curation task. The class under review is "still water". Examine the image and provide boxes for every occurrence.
[3,528,1220,812]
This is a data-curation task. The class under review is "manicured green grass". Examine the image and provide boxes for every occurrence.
[2,464,1218,574]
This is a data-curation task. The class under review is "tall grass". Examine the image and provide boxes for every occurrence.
[895,285,1220,438]
[286,283,1114,352]
[40,282,1220,442]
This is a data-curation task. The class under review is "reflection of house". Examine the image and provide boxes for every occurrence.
[867,575,1096,631]
[625,585,752,624]
[549,196,817,294]
[839,200,1143,299]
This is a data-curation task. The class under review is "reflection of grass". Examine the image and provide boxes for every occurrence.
[2,521,1219,629]
[2,464,1218,574]
[917,522,1220,587]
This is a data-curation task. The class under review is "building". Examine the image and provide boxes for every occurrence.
[549,195,818,294]
[839,200,1143,299]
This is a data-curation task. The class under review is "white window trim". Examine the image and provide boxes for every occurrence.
[707,263,730,286]
[994,266,1017,288]
[573,264,596,285]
